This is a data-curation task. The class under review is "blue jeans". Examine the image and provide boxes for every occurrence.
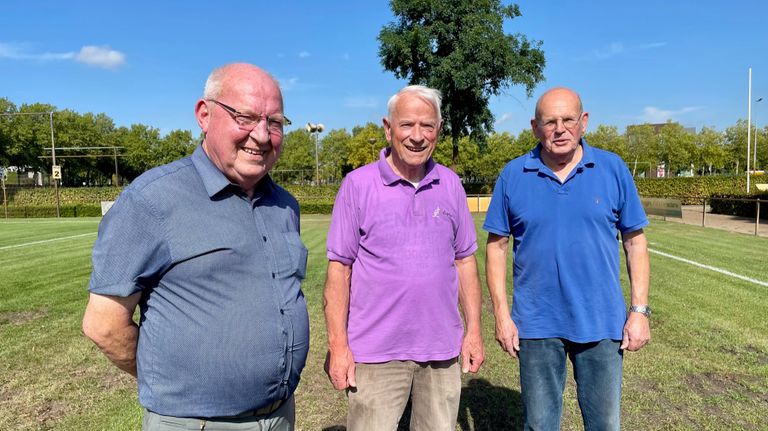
[518,338,623,431]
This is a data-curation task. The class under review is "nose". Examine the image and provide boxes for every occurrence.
[410,125,425,143]
[554,119,567,133]
[248,120,271,145]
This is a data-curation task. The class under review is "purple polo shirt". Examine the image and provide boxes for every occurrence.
[327,148,478,363]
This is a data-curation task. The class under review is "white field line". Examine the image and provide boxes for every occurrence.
[0,232,96,251]
[648,247,768,287]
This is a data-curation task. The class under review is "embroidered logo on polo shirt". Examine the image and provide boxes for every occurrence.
[433,206,441,218]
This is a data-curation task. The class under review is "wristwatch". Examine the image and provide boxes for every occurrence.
[629,305,652,317]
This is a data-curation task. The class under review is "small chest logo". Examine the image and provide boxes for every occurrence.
[433,206,441,218]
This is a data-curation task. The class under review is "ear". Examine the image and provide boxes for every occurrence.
[580,112,590,134]
[195,99,211,134]
[530,118,543,141]
[383,117,392,143]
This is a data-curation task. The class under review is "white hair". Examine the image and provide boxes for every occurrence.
[387,85,442,122]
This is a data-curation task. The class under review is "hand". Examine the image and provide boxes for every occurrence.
[495,315,520,358]
[621,312,650,351]
[460,330,485,373]
[324,348,356,390]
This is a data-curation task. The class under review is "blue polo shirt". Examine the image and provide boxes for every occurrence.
[89,145,309,417]
[483,141,648,342]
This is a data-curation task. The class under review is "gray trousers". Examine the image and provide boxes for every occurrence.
[142,396,295,431]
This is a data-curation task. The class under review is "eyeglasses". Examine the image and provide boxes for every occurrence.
[207,99,291,134]
[538,112,584,132]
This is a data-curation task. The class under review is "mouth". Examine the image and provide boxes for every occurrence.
[404,144,428,153]
[241,146,269,157]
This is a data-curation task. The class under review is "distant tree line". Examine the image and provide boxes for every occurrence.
[1,97,766,187]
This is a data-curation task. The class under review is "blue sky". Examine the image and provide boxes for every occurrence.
[2,1,768,139]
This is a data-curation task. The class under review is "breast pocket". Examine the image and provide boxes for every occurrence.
[282,231,308,279]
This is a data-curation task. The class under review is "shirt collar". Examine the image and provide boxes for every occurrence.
[377,146,439,186]
[191,143,275,198]
[523,138,596,172]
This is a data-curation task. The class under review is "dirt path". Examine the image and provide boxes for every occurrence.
[658,205,768,238]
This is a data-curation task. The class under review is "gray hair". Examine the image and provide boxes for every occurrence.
[387,85,442,122]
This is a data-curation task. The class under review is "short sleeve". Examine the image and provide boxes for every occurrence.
[452,179,478,259]
[326,177,361,265]
[616,163,649,234]
[482,171,511,237]
[88,189,171,297]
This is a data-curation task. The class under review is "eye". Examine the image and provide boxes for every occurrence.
[235,115,258,126]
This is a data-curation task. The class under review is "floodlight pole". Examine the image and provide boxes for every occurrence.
[747,68,753,193]
[306,123,324,185]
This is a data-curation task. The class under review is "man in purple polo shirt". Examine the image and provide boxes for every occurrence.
[323,85,484,430]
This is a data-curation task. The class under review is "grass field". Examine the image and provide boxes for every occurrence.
[1,215,767,430]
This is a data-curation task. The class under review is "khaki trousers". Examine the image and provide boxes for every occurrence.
[347,358,461,431]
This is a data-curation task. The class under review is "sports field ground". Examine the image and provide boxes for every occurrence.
[1,215,766,430]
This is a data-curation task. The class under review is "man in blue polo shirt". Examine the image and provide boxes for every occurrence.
[484,87,650,431]
[82,63,308,430]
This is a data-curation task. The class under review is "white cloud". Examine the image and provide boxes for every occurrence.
[75,45,125,69]
[495,112,514,125]
[298,51,311,58]
[639,106,704,123]
[0,42,125,69]
[593,42,624,59]
[278,76,299,91]
[344,96,378,109]
[586,40,667,60]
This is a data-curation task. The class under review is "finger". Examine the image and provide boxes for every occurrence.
[347,363,357,388]
[620,329,629,350]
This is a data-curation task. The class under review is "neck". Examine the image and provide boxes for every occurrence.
[386,153,426,182]
[541,144,583,181]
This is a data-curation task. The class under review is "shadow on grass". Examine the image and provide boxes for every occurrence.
[322,378,522,431]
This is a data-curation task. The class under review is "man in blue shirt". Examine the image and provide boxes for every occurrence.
[484,87,650,431]
[82,63,309,430]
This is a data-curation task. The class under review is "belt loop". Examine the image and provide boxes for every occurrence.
[199,419,206,430]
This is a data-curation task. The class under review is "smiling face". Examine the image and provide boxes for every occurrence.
[195,64,284,195]
[531,88,589,164]
[383,92,442,182]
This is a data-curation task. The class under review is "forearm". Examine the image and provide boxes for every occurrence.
[323,261,352,352]
[456,255,482,334]
[485,234,511,318]
[623,230,650,305]
[82,292,141,377]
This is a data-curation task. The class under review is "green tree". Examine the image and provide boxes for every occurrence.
[277,129,315,184]
[625,124,659,176]
[696,127,728,175]
[658,122,697,175]
[348,123,386,169]
[319,128,352,183]
[378,0,545,166]
[155,130,195,166]
[584,125,628,161]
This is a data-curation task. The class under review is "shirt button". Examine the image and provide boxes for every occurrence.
[263,236,267,242]
[280,309,285,314]
[272,273,275,279]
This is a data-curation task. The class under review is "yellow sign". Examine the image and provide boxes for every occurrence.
[52,165,62,180]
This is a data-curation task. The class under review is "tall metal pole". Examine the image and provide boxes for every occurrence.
[747,68,752,193]
[50,111,60,218]
[305,123,324,185]
[754,98,763,169]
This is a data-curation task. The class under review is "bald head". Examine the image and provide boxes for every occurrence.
[203,63,282,104]
[534,87,583,121]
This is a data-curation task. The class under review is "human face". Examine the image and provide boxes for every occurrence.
[383,94,441,182]
[196,65,285,194]
[531,88,589,163]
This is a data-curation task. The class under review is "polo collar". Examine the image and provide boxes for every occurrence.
[377,146,439,186]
